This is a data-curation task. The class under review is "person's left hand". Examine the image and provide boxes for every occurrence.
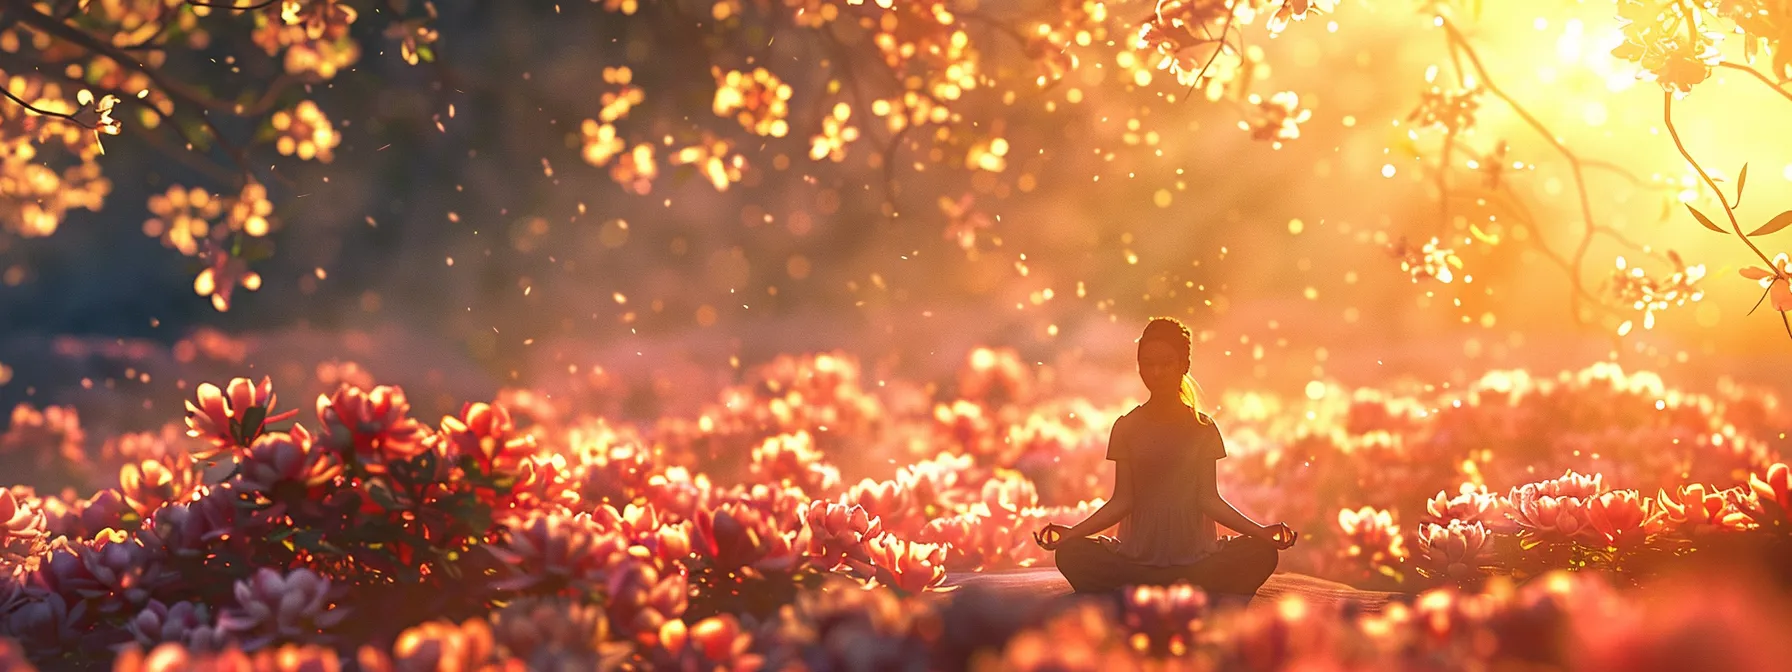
[1033,523,1072,551]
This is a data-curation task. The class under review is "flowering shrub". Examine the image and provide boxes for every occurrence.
[0,352,1789,667]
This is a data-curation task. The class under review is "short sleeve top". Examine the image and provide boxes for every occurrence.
[1107,407,1226,566]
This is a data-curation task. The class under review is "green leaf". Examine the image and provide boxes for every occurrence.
[1747,210,1792,237]
[1735,163,1750,208]
[1686,204,1727,234]
[232,405,268,446]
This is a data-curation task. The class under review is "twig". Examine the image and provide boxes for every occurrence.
[7,1,284,115]
[1183,18,1233,103]
[1662,92,1773,268]
[1442,18,1600,324]
[0,86,83,122]
[1716,61,1792,105]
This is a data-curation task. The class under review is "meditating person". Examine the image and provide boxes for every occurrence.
[1033,316,1297,596]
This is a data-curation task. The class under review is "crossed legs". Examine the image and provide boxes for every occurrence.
[1054,535,1279,596]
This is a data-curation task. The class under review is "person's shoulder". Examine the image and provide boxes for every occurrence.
[1195,411,1219,427]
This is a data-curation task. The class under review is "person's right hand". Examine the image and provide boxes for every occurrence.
[1262,522,1298,550]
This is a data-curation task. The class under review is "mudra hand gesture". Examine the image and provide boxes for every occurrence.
[1263,522,1299,550]
[1032,523,1072,551]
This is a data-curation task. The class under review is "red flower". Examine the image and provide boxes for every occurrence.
[315,384,426,466]
[184,377,298,459]
[439,402,536,474]
[1656,483,1751,534]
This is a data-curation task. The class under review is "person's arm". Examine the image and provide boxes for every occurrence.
[1196,456,1273,539]
[1192,420,1277,540]
[1064,458,1133,538]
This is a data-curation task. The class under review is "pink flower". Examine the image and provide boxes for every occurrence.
[138,502,222,561]
[641,467,715,522]
[572,442,653,508]
[487,512,630,593]
[234,427,343,514]
[865,534,948,593]
[0,489,46,548]
[1534,469,1605,499]
[978,470,1039,518]
[1586,489,1657,548]
[118,454,203,518]
[748,430,840,494]
[218,568,350,650]
[838,478,921,536]
[184,377,297,459]
[439,402,536,474]
[81,534,168,618]
[690,502,806,573]
[42,489,129,539]
[1415,520,1490,579]
[1505,483,1597,543]
[605,559,689,643]
[798,501,882,573]
[314,384,426,466]
[1337,506,1407,561]
[126,600,229,652]
[1422,485,1500,526]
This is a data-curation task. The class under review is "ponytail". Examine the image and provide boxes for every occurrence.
[1180,372,1212,425]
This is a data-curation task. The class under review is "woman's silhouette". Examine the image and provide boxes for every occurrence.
[1034,317,1297,596]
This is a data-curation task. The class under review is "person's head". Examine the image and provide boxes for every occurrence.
[1136,317,1209,422]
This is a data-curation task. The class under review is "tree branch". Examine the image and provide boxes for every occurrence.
[1442,18,1601,325]
[1662,92,1773,268]
[1716,61,1792,105]
[0,85,81,122]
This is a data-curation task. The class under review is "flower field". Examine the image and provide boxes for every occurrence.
[3,346,1790,670]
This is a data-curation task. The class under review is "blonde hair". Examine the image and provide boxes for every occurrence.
[1139,317,1212,425]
